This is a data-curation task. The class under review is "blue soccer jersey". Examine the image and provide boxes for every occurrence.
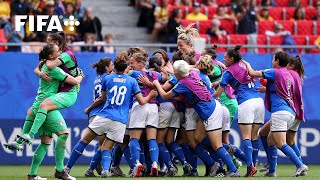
[171,82,216,121]
[97,73,141,124]
[88,73,108,117]
[263,69,295,115]
[199,71,214,95]
[220,71,261,104]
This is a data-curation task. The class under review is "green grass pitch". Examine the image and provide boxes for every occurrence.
[0,164,319,180]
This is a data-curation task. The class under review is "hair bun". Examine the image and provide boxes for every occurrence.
[234,44,242,51]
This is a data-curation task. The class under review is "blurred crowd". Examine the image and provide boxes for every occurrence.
[0,0,115,52]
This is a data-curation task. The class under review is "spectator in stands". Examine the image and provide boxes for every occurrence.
[100,34,115,53]
[63,3,79,35]
[66,34,75,44]
[261,0,277,6]
[258,6,273,21]
[78,7,102,41]
[166,8,182,47]
[152,0,169,42]
[291,6,305,21]
[137,0,155,33]
[314,36,320,49]
[235,0,257,34]
[202,0,218,7]
[231,0,243,15]
[80,33,98,52]
[75,0,86,19]
[213,6,234,20]
[4,13,25,51]
[265,23,290,36]
[206,19,227,40]
[312,5,320,20]
[24,9,42,42]
[54,0,65,16]
[42,1,55,15]
[289,0,301,7]
[11,0,31,15]
[0,0,10,28]
[174,0,192,6]
[186,2,208,21]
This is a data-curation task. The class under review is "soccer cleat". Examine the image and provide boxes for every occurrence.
[110,165,125,177]
[131,163,144,177]
[233,158,243,169]
[209,162,220,177]
[54,169,76,180]
[182,162,192,176]
[294,164,308,177]
[188,171,199,177]
[64,167,71,174]
[263,172,277,177]
[151,162,158,177]
[95,164,102,175]
[100,170,111,178]
[17,134,33,145]
[4,141,24,151]
[84,169,95,177]
[225,170,241,177]
[228,144,237,156]
[244,163,257,177]
[158,165,168,177]
[260,163,269,172]
[167,165,178,177]
[27,174,47,180]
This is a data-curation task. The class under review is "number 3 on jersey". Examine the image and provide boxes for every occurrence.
[93,84,102,101]
[109,85,127,105]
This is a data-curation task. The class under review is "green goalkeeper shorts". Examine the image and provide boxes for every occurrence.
[48,91,78,110]
[220,92,238,126]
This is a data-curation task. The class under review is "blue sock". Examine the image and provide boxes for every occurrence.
[167,141,186,164]
[242,139,253,166]
[268,145,278,173]
[201,137,211,148]
[216,147,237,172]
[158,143,173,168]
[89,150,102,171]
[281,144,303,168]
[194,144,214,167]
[147,139,159,164]
[208,149,224,171]
[94,142,99,152]
[223,143,246,162]
[122,146,134,169]
[67,140,87,169]
[139,143,146,165]
[129,139,140,165]
[290,144,302,162]
[145,149,152,174]
[101,150,112,171]
[252,140,259,166]
[180,144,192,166]
[260,136,269,160]
[112,144,123,166]
[189,148,198,172]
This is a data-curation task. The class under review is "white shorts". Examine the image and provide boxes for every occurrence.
[270,111,295,132]
[204,100,223,131]
[89,115,96,124]
[89,116,126,143]
[238,98,265,124]
[158,102,180,129]
[288,119,301,132]
[185,108,199,131]
[129,102,159,129]
[222,106,231,132]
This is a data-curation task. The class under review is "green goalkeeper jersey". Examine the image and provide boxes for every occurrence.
[59,52,77,76]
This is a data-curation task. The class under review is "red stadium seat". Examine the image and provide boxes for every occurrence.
[316,21,320,35]
[180,19,198,28]
[207,6,217,19]
[268,7,284,20]
[300,0,310,7]
[210,36,227,53]
[292,35,307,53]
[200,34,210,43]
[198,20,211,34]
[268,35,285,53]
[304,7,316,20]
[296,20,314,35]
[227,35,248,52]
[274,0,290,7]
[307,35,320,53]
[284,7,296,20]
[258,21,275,34]
[220,19,236,34]
[0,29,7,52]
[275,20,294,34]
[217,0,231,6]
[257,35,267,53]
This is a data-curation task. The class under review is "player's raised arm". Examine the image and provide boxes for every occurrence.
[153,80,175,100]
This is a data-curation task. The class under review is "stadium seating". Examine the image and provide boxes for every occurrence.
[275,20,295,34]
[292,35,307,53]
[268,35,285,52]
[269,7,284,20]
[198,20,211,34]
[274,0,290,7]
[304,7,317,20]
[258,21,275,34]
[284,7,296,20]
[227,35,248,53]
[316,21,320,35]
[257,35,268,53]
[210,36,227,53]
[296,20,314,35]
[180,19,198,28]
[219,19,236,34]
[0,29,7,52]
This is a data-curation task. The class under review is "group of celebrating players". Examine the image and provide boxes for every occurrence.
[4,23,308,180]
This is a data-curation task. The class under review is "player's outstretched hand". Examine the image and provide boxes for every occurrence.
[84,108,90,114]
[138,74,151,86]
[150,89,158,98]
[77,68,85,78]
[39,72,53,82]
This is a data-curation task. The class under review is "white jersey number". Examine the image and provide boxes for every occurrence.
[247,81,255,88]
[109,85,127,105]
[93,84,102,101]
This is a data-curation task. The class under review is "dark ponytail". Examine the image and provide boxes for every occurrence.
[226,44,242,63]
[204,44,218,60]
[148,56,162,72]
[49,32,68,51]
[91,57,112,75]
[289,55,304,79]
